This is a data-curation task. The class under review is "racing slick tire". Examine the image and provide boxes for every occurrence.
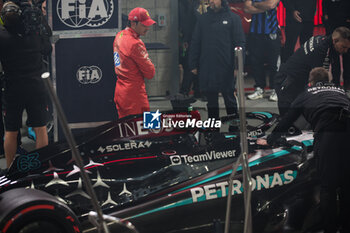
[0,188,81,233]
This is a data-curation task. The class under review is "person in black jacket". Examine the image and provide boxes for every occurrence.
[322,0,350,35]
[275,26,350,116]
[0,1,52,168]
[189,0,245,121]
[179,0,201,98]
[259,67,350,233]
[281,0,317,62]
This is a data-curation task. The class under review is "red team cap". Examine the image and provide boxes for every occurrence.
[128,7,156,26]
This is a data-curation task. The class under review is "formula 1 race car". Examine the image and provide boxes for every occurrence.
[0,109,321,233]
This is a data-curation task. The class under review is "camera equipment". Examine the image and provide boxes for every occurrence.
[2,0,47,35]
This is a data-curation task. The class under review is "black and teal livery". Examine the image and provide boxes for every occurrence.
[0,110,321,233]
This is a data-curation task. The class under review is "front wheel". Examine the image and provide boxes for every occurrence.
[19,221,64,233]
[0,188,81,233]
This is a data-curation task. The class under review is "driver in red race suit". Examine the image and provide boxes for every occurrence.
[113,7,156,119]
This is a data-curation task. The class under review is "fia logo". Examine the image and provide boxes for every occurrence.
[143,110,161,129]
[57,0,114,28]
[76,66,102,84]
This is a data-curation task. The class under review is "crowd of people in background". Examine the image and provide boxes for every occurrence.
[179,0,350,105]
[179,1,350,233]
[0,0,348,160]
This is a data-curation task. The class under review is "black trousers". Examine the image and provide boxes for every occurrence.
[283,19,314,62]
[314,120,350,233]
[248,33,281,89]
[180,69,200,97]
[0,81,22,153]
[274,72,306,116]
[205,89,237,120]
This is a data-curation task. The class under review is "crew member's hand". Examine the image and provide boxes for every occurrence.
[293,10,302,23]
[191,68,198,75]
[257,138,268,146]
[324,14,328,21]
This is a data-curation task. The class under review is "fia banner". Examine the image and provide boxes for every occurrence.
[51,0,119,31]
[55,36,117,124]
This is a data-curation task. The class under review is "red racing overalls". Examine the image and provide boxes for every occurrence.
[113,27,155,118]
